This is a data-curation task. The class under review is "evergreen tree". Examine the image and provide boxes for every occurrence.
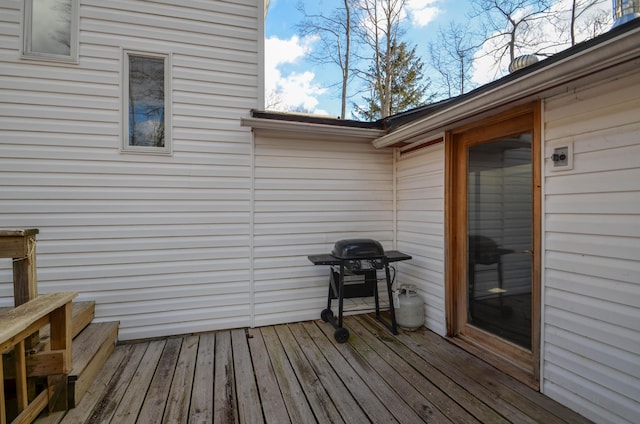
[354,40,431,121]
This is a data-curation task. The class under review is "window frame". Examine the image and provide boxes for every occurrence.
[121,50,172,155]
[22,0,80,63]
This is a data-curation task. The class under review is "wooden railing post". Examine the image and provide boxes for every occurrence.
[47,302,72,412]
[0,229,40,307]
[0,229,40,350]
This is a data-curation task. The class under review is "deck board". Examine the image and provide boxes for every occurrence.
[190,332,214,423]
[137,337,182,423]
[232,328,263,424]
[51,314,592,424]
[308,321,425,423]
[163,335,198,424]
[246,328,291,424]
[348,316,484,423]
[111,339,165,424]
[84,342,147,423]
[259,326,318,424]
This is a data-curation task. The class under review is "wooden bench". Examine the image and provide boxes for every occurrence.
[0,292,77,424]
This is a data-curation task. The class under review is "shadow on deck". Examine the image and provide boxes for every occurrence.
[42,314,591,424]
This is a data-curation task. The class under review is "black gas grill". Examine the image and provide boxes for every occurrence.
[308,239,412,343]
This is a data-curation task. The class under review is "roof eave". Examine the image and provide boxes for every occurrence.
[241,115,386,141]
[373,22,640,149]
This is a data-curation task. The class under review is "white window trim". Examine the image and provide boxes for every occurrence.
[22,0,80,63]
[122,50,172,155]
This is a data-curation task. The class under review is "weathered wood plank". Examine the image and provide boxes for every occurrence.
[319,318,458,423]
[42,315,594,424]
[415,328,593,424]
[231,329,264,424]
[287,323,371,423]
[351,315,501,423]
[0,293,77,351]
[190,332,215,424]
[48,301,72,412]
[258,326,316,424]
[57,344,131,424]
[38,301,95,347]
[0,359,5,424]
[83,342,148,423]
[360,314,540,424]
[246,328,290,424]
[272,325,345,424]
[13,389,48,424]
[15,341,28,411]
[307,320,416,423]
[137,337,183,423]
[111,339,166,424]
[213,331,237,424]
[69,322,118,407]
[163,335,198,424]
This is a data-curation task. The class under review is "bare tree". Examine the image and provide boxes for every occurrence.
[470,0,554,74]
[298,0,357,119]
[566,0,612,45]
[53,0,72,50]
[129,56,165,147]
[428,22,479,98]
[264,88,284,111]
[355,0,409,118]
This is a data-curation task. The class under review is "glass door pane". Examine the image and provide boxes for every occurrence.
[467,134,532,349]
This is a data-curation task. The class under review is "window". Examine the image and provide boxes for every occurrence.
[23,0,79,61]
[123,51,172,154]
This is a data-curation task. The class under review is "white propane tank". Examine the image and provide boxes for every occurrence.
[395,284,424,331]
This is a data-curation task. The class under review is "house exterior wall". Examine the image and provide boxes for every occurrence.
[395,143,446,336]
[0,0,261,340]
[542,70,640,424]
[252,132,395,327]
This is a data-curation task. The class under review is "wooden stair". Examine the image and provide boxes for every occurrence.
[60,302,118,411]
[66,321,119,408]
[2,300,119,423]
[37,301,119,409]
[1,231,119,423]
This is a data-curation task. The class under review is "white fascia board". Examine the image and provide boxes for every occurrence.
[241,116,385,141]
[373,26,640,149]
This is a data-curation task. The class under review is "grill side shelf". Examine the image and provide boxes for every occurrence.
[307,251,412,266]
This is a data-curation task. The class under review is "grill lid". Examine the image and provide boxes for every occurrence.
[332,238,384,259]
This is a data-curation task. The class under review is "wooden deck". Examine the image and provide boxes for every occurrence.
[45,314,591,424]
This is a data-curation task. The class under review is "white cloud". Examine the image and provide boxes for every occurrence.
[406,0,442,27]
[264,35,327,113]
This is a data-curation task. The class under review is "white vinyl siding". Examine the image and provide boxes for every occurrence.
[0,0,259,340]
[395,143,446,336]
[252,134,394,327]
[542,70,640,424]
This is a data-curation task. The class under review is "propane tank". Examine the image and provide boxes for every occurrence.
[395,284,424,331]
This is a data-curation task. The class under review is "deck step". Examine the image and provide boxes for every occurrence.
[2,301,96,378]
[67,321,119,408]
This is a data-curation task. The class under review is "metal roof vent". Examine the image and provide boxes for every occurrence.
[508,54,539,73]
[612,0,640,28]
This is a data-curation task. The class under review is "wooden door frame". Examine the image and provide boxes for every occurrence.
[444,101,542,388]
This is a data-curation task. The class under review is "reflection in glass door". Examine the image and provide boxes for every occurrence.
[467,134,532,349]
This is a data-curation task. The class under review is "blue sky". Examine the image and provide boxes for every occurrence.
[264,0,612,117]
[265,0,466,116]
